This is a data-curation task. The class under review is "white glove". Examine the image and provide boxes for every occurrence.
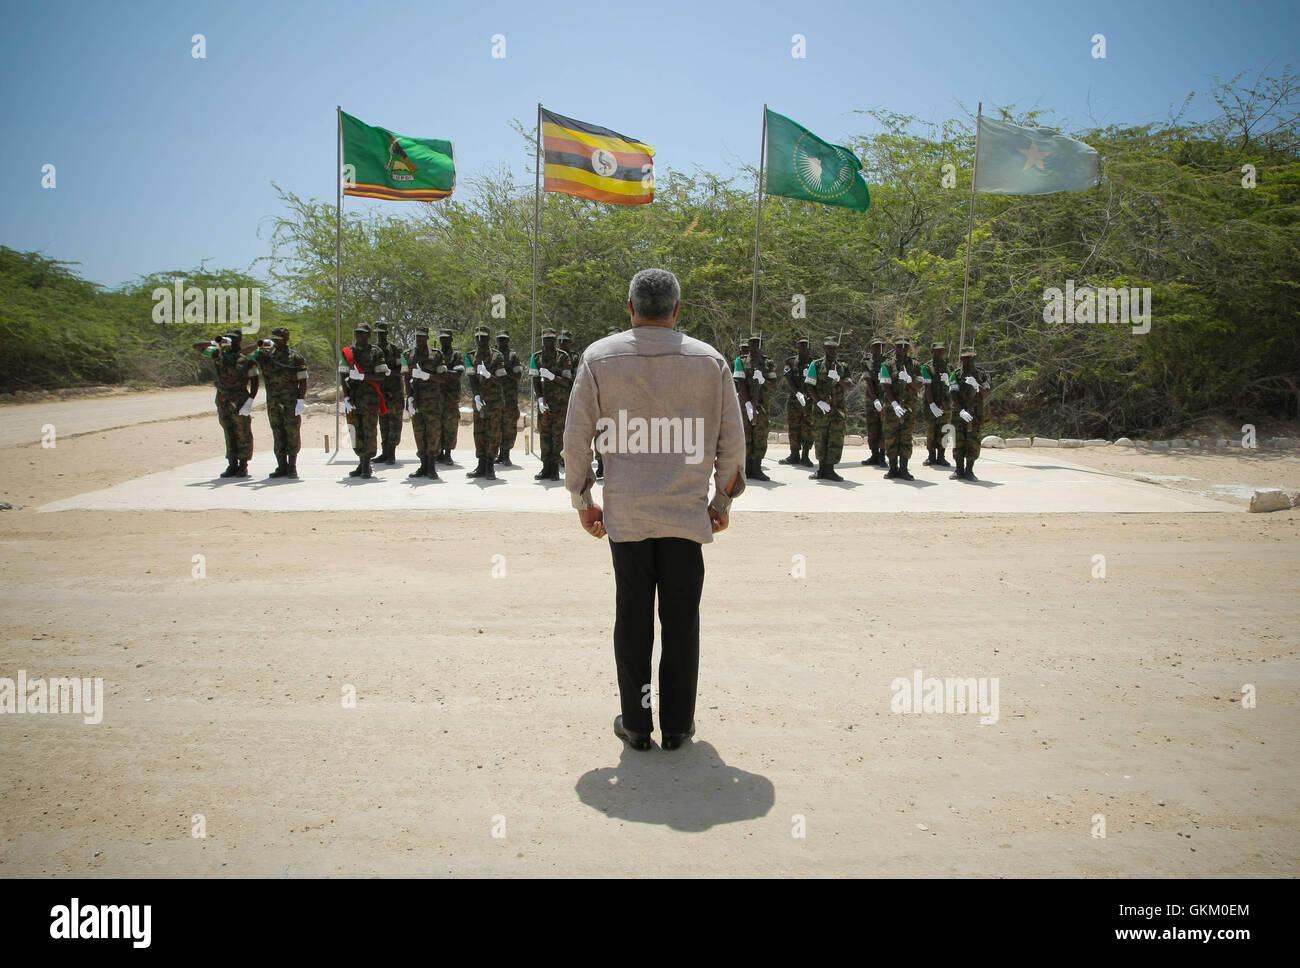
[827,368,840,383]
[539,367,555,382]
[899,369,912,384]
[795,392,806,407]
[745,401,754,421]
[474,394,484,412]
[965,375,980,390]
[476,363,491,379]
[238,399,253,417]
[873,399,883,413]
[959,409,973,423]
[406,398,416,416]
[754,370,765,385]
[929,402,943,418]
[817,400,831,414]
[892,401,905,419]
[412,365,428,380]
[344,399,355,414]
[348,368,363,381]
[294,399,306,417]
[538,399,549,414]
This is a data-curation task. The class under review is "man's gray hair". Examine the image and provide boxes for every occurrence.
[628,268,680,321]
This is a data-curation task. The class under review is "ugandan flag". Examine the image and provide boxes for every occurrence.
[341,110,455,202]
[541,108,654,206]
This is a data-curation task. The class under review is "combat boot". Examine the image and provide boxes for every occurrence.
[950,456,966,480]
[235,459,249,478]
[935,447,951,467]
[547,462,561,481]
[467,458,486,478]
[964,457,978,481]
[922,447,936,466]
[809,464,825,480]
[534,460,550,480]
[360,457,373,479]
[898,457,914,481]
[822,463,844,482]
[219,460,238,478]
[426,460,439,480]
[884,455,898,479]
[799,445,814,467]
[484,459,497,481]
[409,458,427,478]
[437,449,452,465]
[494,446,505,465]
[779,445,800,465]
[269,457,287,478]
[349,459,365,477]
[745,457,757,480]
[499,448,513,466]
[752,459,771,482]
[286,456,298,479]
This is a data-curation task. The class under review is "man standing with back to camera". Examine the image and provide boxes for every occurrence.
[563,269,746,753]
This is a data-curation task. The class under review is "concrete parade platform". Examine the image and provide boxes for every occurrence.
[37,445,1239,514]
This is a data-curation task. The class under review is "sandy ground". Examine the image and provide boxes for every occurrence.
[0,390,1297,877]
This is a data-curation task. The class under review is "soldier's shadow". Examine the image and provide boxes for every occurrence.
[186,476,249,489]
[575,740,774,832]
[246,477,302,490]
[814,474,863,489]
[956,479,1002,488]
[887,477,938,488]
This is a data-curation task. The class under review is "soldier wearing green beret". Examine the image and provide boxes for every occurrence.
[242,326,307,478]
[495,330,523,467]
[193,330,258,478]
[400,326,444,480]
[374,323,405,465]
[804,335,854,481]
[734,332,776,480]
[530,328,571,481]
[436,328,463,465]
[780,336,814,467]
[921,341,952,468]
[464,325,507,480]
[338,322,390,479]
[877,335,920,481]
[949,346,991,481]
[858,336,888,468]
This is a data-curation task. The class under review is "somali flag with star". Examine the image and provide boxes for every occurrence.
[974,116,1099,195]
[764,109,870,212]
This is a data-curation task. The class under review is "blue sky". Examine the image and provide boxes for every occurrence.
[1,0,1294,288]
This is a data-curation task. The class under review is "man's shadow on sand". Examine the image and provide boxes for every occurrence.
[575,740,774,831]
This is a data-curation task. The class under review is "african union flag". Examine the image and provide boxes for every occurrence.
[541,108,655,205]
[340,110,455,202]
[764,109,870,213]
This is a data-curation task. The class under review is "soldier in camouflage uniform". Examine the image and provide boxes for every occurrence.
[494,330,523,466]
[530,328,571,482]
[734,332,776,481]
[243,326,307,478]
[779,336,814,467]
[857,336,888,467]
[400,326,444,480]
[804,335,854,481]
[374,323,405,464]
[592,326,620,478]
[339,322,391,479]
[555,330,579,473]
[921,341,952,468]
[194,330,259,478]
[877,335,920,481]
[949,346,991,481]
[436,328,464,464]
[464,325,507,481]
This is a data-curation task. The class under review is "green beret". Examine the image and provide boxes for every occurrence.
[870,336,886,347]
[438,329,452,339]
[375,323,388,333]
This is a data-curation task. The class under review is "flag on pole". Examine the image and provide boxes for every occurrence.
[974,116,1099,195]
[340,111,455,202]
[541,108,655,205]
[764,109,870,212]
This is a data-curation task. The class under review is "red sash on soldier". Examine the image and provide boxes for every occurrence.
[342,346,389,416]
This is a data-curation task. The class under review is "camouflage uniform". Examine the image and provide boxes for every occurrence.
[465,326,507,479]
[948,347,991,480]
[804,336,854,480]
[437,330,464,462]
[375,325,405,462]
[780,338,815,466]
[246,327,307,476]
[495,332,523,463]
[202,336,257,472]
[339,323,391,474]
[530,329,571,481]
[858,337,887,467]
[401,329,446,476]
[734,336,776,480]
[920,341,952,467]
[878,338,921,479]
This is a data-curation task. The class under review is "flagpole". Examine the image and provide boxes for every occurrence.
[530,102,542,459]
[334,105,343,454]
[748,104,768,336]
[958,102,982,353]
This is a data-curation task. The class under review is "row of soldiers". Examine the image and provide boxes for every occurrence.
[732,334,991,483]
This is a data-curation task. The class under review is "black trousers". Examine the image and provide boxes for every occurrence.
[609,537,705,736]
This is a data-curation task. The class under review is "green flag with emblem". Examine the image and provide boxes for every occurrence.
[764,109,870,212]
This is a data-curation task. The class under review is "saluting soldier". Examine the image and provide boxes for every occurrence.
[921,341,952,468]
[243,326,307,478]
[530,328,570,482]
[400,326,444,480]
[804,335,854,481]
[780,336,815,467]
[734,332,776,481]
[339,322,391,479]
[374,323,405,464]
[949,346,991,481]
[436,328,463,464]
[464,325,507,480]
[495,330,523,467]
[193,330,258,478]
[858,336,888,467]
[877,335,921,480]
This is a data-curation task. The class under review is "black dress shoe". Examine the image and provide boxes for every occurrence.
[661,723,695,751]
[614,715,652,751]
